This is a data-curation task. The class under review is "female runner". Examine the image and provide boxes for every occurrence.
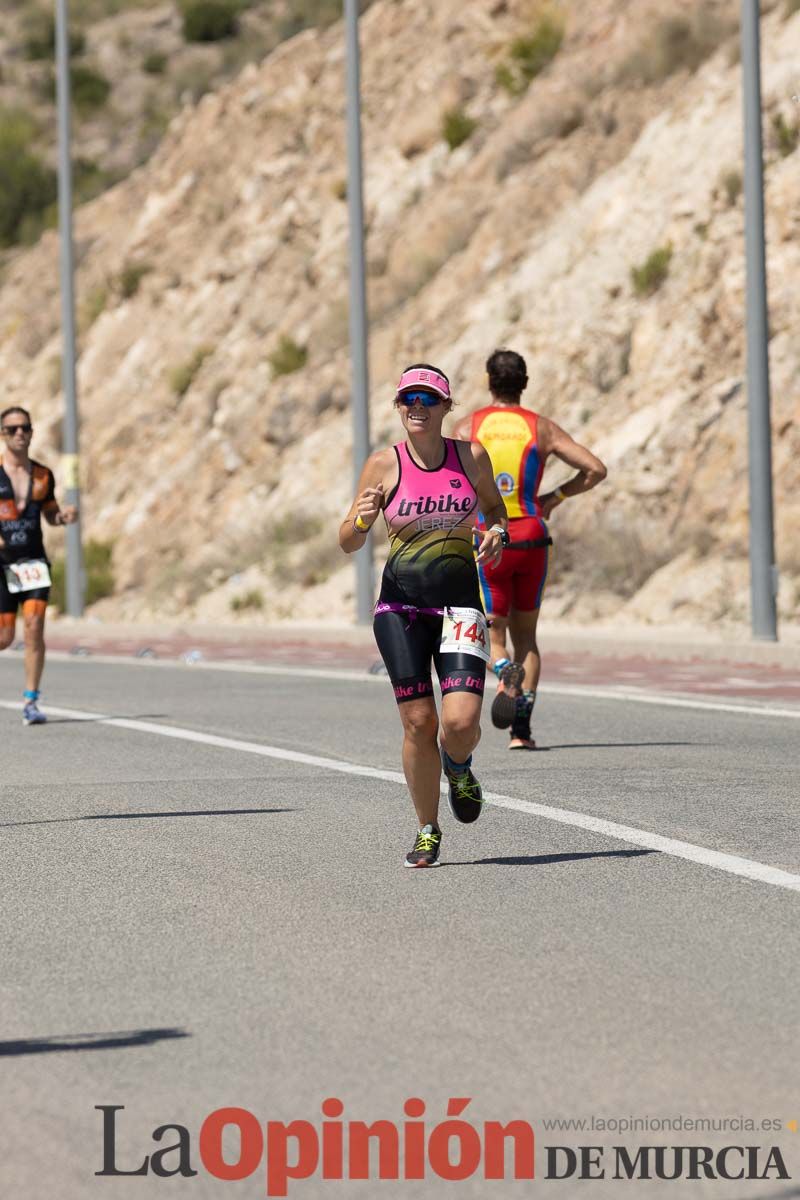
[339,363,508,867]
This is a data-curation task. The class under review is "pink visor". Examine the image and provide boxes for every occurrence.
[396,367,451,400]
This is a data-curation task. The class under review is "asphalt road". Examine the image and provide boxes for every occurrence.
[1,654,798,1200]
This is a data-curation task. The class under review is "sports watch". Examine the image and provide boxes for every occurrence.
[489,524,511,548]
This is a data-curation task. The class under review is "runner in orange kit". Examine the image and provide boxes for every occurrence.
[0,407,78,724]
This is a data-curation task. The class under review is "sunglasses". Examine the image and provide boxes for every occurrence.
[2,424,32,435]
[398,391,442,407]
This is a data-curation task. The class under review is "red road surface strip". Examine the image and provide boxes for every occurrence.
[38,633,800,705]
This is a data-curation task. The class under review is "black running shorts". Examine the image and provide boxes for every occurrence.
[373,609,486,705]
[0,573,50,613]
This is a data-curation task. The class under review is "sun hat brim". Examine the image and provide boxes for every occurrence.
[395,367,451,400]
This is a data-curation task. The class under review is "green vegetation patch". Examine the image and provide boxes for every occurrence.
[79,282,109,331]
[229,588,264,612]
[22,11,86,60]
[268,335,307,377]
[442,107,477,151]
[771,112,799,157]
[118,261,152,299]
[181,0,240,43]
[720,168,742,206]
[169,345,213,396]
[71,63,111,110]
[40,64,112,111]
[49,539,115,612]
[73,156,119,204]
[142,51,167,75]
[0,107,57,248]
[496,10,564,96]
[631,243,673,297]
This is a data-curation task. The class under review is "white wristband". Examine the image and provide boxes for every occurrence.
[554,488,568,503]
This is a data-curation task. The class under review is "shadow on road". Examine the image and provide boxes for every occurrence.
[532,741,703,752]
[743,1191,800,1200]
[0,807,294,828]
[0,1027,189,1057]
[42,713,168,724]
[443,849,658,868]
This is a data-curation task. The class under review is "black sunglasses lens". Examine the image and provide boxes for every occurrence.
[3,425,31,434]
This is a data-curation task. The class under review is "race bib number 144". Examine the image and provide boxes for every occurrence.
[440,607,490,662]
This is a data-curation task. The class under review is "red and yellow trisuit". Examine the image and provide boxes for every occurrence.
[469,404,551,616]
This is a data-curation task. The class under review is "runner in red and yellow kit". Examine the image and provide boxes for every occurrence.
[452,350,606,749]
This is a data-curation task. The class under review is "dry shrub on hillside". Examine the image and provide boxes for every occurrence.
[719,167,742,206]
[278,0,374,38]
[228,515,347,592]
[552,513,679,599]
[770,111,800,157]
[0,107,57,247]
[79,282,109,332]
[618,10,735,86]
[22,10,85,59]
[169,345,214,397]
[118,260,152,299]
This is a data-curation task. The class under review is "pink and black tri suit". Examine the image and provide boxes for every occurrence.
[373,439,487,705]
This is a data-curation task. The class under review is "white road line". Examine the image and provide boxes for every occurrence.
[23,651,800,719]
[2,699,799,894]
[544,682,800,720]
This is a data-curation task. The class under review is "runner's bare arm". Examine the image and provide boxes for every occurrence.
[450,413,473,442]
[43,501,78,526]
[537,417,607,518]
[466,441,507,568]
[339,448,394,554]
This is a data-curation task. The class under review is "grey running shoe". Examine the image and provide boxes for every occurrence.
[405,824,442,868]
[490,661,525,729]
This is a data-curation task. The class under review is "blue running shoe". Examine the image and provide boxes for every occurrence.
[23,701,47,726]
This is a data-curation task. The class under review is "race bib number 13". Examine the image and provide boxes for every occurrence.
[4,560,52,593]
[440,607,490,662]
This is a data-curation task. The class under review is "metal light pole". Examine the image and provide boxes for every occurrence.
[55,0,85,616]
[344,0,373,624]
[741,0,777,640]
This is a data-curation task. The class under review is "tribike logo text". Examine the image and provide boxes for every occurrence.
[396,495,473,517]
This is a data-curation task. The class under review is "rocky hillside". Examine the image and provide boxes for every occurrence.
[0,0,372,242]
[0,0,798,629]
